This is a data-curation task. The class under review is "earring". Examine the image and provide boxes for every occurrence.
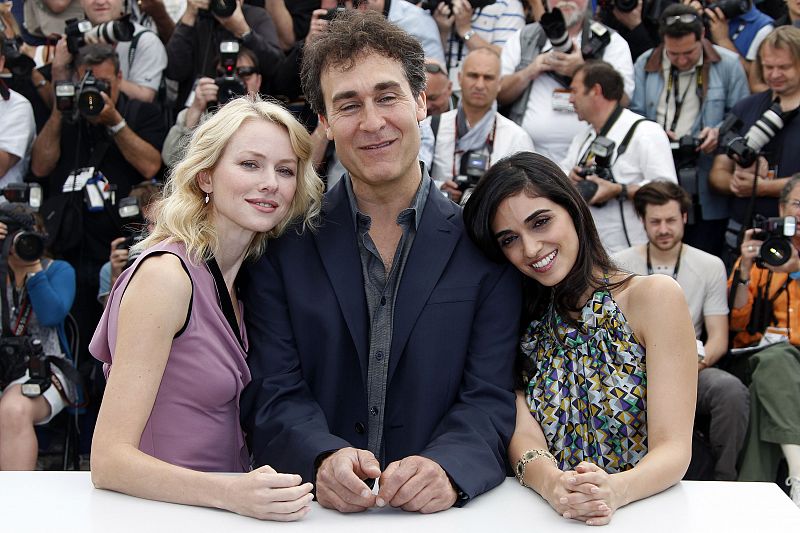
[204,193,210,205]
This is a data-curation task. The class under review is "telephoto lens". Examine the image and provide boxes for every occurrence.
[540,8,573,53]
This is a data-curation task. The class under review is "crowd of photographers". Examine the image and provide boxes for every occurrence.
[0,0,799,503]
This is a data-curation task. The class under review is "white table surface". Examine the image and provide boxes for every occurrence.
[2,472,798,532]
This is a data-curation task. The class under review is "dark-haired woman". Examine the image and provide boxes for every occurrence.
[463,152,697,525]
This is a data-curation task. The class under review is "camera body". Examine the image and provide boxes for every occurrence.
[598,0,639,14]
[116,196,147,268]
[704,0,749,20]
[1,36,35,79]
[720,101,784,169]
[203,0,237,18]
[64,16,135,55]
[420,0,497,12]
[575,136,616,205]
[455,150,490,198]
[540,9,612,59]
[321,7,346,21]
[214,41,246,106]
[752,215,796,267]
[0,336,50,397]
[54,69,110,119]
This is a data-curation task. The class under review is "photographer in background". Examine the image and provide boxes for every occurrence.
[76,0,168,103]
[683,0,773,90]
[498,0,634,163]
[97,180,159,306]
[166,0,283,107]
[596,0,660,60]
[161,44,260,167]
[0,203,76,470]
[0,33,36,186]
[561,60,676,253]
[430,47,533,203]
[631,4,749,257]
[710,26,800,261]
[727,175,800,505]
[30,44,164,400]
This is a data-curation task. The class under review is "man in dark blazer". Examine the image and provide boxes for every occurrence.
[241,10,521,514]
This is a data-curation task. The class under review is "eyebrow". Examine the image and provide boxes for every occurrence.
[330,81,403,105]
[493,209,551,239]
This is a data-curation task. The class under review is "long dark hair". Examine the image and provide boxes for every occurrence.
[463,152,622,325]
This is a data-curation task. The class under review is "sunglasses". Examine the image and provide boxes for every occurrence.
[424,63,446,75]
[664,13,699,25]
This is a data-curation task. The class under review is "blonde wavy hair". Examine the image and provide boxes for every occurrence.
[136,95,323,262]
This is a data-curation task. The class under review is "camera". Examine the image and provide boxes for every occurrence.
[455,150,490,204]
[540,8,611,58]
[420,0,497,12]
[0,215,46,263]
[751,215,796,267]
[64,16,135,55]
[598,0,639,14]
[720,100,785,169]
[54,69,110,119]
[321,7,346,21]
[0,183,42,210]
[203,0,237,18]
[214,41,246,106]
[116,196,148,267]
[704,0,749,20]
[670,134,702,164]
[1,36,35,79]
[575,136,616,204]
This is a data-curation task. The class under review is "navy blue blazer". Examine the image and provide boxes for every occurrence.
[240,177,522,502]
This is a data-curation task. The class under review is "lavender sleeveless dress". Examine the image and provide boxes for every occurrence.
[90,240,251,472]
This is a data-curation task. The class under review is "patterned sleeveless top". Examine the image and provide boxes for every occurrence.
[520,287,648,473]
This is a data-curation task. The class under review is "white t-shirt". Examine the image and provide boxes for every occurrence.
[115,22,168,92]
[430,109,535,184]
[0,89,36,187]
[500,25,634,163]
[560,108,677,253]
[612,244,729,338]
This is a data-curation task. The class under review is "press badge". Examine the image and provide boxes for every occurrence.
[551,88,574,112]
[84,172,111,212]
[63,167,96,193]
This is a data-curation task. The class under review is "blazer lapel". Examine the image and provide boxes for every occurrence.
[388,185,461,383]
[314,181,369,380]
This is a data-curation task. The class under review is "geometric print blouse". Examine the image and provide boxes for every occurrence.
[520,287,648,473]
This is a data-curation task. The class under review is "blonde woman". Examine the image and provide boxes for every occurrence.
[89,95,323,521]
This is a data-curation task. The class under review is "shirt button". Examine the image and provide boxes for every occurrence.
[380,296,386,306]
[370,406,379,416]
[354,422,365,434]
[375,351,384,361]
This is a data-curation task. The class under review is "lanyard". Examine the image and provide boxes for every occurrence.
[578,105,623,167]
[646,242,683,280]
[664,66,703,133]
[452,115,497,178]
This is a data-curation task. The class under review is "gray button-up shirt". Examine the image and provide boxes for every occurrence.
[344,168,432,460]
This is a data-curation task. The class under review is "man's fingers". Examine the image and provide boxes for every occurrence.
[356,448,381,480]
[378,459,415,505]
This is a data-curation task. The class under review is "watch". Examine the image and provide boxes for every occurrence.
[462,29,476,41]
[515,449,558,488]
[108,119,127,136]
[618,183,628,201]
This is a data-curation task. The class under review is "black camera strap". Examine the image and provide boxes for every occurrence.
[646,242,683,279]
[0,236,15,337]
[664,65,703,133]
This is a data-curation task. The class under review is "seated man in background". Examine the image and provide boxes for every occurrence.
[561,60,675,253]
[613,180,749,481]
[728,175,800,506]
[424,58,455,117]
[431,47,533,204]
